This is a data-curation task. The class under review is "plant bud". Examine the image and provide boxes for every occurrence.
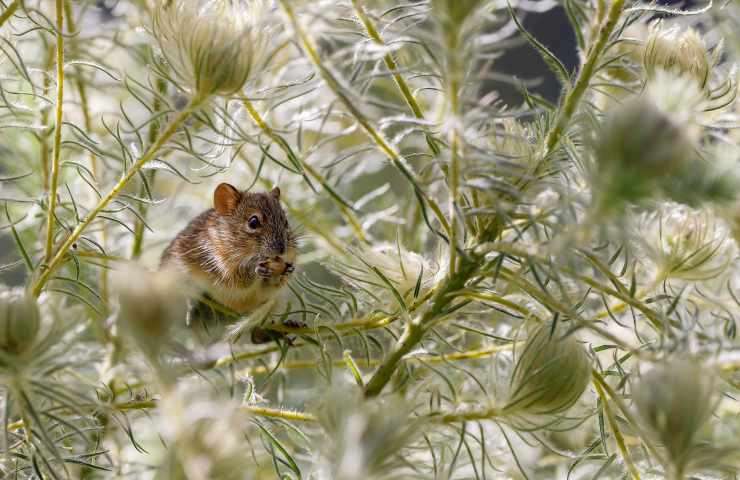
[632,359,717,477]
[153,0,270,101]
[115,265,189,360]
[431,0,485,28]
[644,26,711,89]
[592,96,699,211]
[0,287,41,357]
[156,383,252,480]
[505,325,591,417]
[315,386,419,480]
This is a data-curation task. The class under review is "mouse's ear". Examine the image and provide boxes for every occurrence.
[270,186,281,200]
[214,183,241,215]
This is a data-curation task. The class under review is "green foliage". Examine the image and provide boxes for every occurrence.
[0,0,739,479]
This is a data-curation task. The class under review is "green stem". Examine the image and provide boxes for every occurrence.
[429,406,503,423]
[241,96,369,243]
[350,0,439,156]
[44,0,65,263]
[243,405,317,422]
[593,375,641,480]
[364,256,479,397]
[39,40,54,192]
[278,0,451,238]
[0,0,19,29]
[64,0,111,309]
[131,75,167,258]
[592,370,665,466]
[543,0,626,153]
[32,101,199,297]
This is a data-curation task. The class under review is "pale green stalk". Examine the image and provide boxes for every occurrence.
[429,406,504,423]
[44,0,65,263]
[543,0,627,153]
[241,96,369,243]
[350,0,440,156]
[593,376,641,480]
[592,370,665,466]
[131,75,168,259]
[364,255,481,396]
[32,101,199,296]
[63,0,110,305]
[278,0,451,238]
[0,0,19,28]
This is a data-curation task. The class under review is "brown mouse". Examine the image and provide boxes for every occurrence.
[161,183,297,314]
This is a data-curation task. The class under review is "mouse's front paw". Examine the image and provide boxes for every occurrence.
[256,262,273,278]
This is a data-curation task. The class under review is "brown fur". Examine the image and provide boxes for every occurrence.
[161,185,297,313]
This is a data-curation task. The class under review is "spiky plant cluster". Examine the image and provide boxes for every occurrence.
[1,0,740,479]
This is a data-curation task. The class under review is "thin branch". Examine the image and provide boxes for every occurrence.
[44,0,65,263]
[33,100,200,296]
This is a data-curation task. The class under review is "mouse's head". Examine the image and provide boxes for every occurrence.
[212,183,297,285]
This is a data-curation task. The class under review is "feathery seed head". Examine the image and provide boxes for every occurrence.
[644,25,711,89]
[156,383,252,480]
[115,265,190,361]
[0,287,41,357]
[591,95,697,211]
[638,204,735,281]
[153,0,270,102]
[505,325,591,418]
[633,359,718,477]
[315,386,420,480]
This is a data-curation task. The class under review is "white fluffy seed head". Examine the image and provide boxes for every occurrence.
[644,25,711,89]
[153,0,270,101]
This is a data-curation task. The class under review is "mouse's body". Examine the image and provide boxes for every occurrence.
[161,184,297,314]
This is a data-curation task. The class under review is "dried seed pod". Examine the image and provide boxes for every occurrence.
[505,325,591,417]
[0,287,41,357]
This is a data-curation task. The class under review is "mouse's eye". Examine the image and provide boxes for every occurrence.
[247,215,261,230]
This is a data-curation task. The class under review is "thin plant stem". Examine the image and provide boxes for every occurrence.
[350,0,440,156]
[592,370,665,465]
[278,0,451,239]
[240,95,369,243]
[543,0,626,154]
[593,376,641,480]
[0,0,19,29]
[131,75,168,258]
[428,406,504,423]
[44,0,65,263]
[39,41,54,192]
[364,255,480,397]
[242,405,317,422]
[8,400,319,429]
[64,0,110,306]
[240,343,518,376]
[32,100,200,297]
